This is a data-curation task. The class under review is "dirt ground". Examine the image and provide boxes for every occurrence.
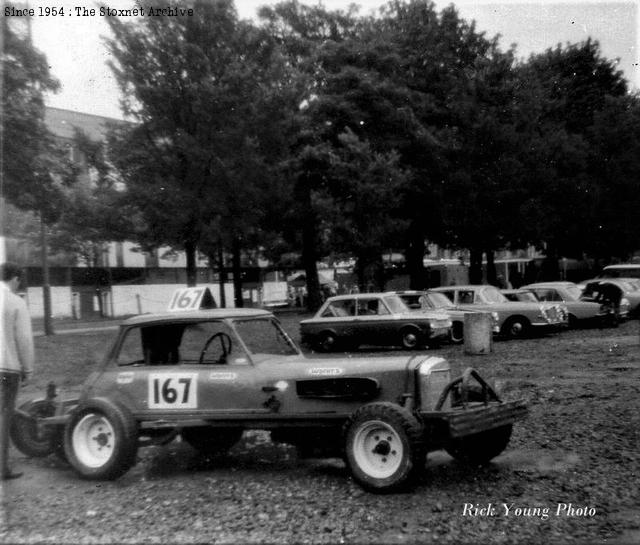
[1,314,639,544]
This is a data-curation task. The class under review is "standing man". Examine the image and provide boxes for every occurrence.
[1,263,34,480]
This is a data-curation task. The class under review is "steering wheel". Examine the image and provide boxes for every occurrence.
[199,332,233,364]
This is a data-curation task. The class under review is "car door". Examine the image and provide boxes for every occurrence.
[111,321,271,418]
[354,296,395,346]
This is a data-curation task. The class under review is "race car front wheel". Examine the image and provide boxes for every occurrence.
[344,402,425,493]
[64,398,138,480]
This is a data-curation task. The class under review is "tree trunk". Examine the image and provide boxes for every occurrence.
[232,237,243,308]
[185,240,197,287]
[406,223,425,289]
[485,249,497,286]
[469,247,483,284]
[298,180,323,311]
[541,246,560,281]
[217,244,227,308]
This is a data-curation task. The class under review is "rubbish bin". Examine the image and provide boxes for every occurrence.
[464,312,493,355]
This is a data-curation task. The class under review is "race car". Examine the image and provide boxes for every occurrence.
[11,289,527,492]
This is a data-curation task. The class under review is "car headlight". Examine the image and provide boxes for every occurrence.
[621,298,630,310]
[490,311,499,324]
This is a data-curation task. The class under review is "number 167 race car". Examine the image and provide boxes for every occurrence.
[12,296,527,492]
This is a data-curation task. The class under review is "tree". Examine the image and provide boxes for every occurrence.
[48,129,136,266]
[1,12,61,211]
[516,39,631,269]
[105,0,295,301]
[2,11,73,335]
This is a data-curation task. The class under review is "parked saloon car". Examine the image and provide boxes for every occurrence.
[429,284,566,338]
[391,290,499,344]
[580,279,633,321]
[522,281,612,327]
[10,305,526,492]
[300,293,452,351]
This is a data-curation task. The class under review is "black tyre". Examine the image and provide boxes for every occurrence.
[182,427,243,456]
[450,322,464,344]
[315,331,338,352]
[10,399,57,457]
[64,398,138,480]
[344,402,425,493]
[400,327,421,350]
[501,317,530,338]
[445,424,513,465]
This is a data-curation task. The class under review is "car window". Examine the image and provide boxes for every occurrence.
[234,318,298,356]
[399,295,422,309]
[116,322,242,366]
[321,300,355,318]
[438,290,456,302]
[180,322,239,364]
[482,287,509,303]
[458,290,475,304]
[383,295,409,314]
[425,292,452,308]
[535,288,562,302]
[357,298,390,316]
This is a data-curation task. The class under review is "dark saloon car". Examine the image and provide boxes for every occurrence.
[300,293,452,351]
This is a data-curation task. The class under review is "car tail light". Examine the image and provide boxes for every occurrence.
[417,357,451,411]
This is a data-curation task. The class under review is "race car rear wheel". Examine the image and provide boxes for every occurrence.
[445,424,513,465]
[64,398,138,480]
[10,399,58,457]
[344,402,425,493]
[182,427,243,457]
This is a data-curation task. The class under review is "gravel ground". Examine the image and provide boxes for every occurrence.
[1,315,639,544]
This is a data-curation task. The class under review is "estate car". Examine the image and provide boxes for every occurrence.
[299,293,452,351]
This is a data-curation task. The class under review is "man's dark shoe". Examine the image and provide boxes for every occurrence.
[1,470,23,481]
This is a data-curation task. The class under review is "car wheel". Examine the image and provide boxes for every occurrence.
[315,331,338,352]
[400,327,421,350]
[450,322,464,344]
[445,424,512,465]
[64,398,138,480]
[10,399,58,458]
[182,427,243,456]
[501,317,530,338]
[344,402,425,493]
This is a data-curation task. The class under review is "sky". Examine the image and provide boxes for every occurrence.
[23,0,640,120]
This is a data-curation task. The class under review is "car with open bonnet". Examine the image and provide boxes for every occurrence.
[11,288,527,492]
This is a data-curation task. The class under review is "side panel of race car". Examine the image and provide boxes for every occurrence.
[84,356,415,423]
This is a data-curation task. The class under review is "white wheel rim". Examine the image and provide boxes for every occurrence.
[511,322,523,335]
[72,413,115,468]
[352,420,403,479]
